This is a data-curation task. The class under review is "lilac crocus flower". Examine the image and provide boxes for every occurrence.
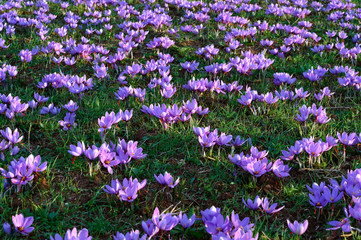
[304,142,323,157]
[295,105,311,122]
[59,113,77,131]
[337,132,356,146]
[93,63,108,79]
[12,214,34,235]
[68,141,86,157]
[3,222,11,235]
[19,49,32,62]
[309,192,328,208]
[154,172,180,188]
[216,133,232,146]
[98,115,115,133]
[120,110,133,122]
[50,228,92,240]
[84,145,100,160]
[119,184,139,202]
[11,164,34,186]
[183,99,198,114]
[152,207,179,231]
[103,179,122,195]
[113,230,147,240]
[1,127,23,145]
[287,219,308,236]
[99,150,119,174]
[348,204,361,220]
[243,196,262,210]
[34,93,49,103]
[246,159,271,177]
[62,100,79,112]
[261,198,284,214]
[326,208,351,233]
[295,87,310,99]
[178,212,196,229]
[323,186,343,204]
[193,126,210,137]
[198,132,217,148]
[205,213,232,235]
[272,159,291,178]
[142,219,159,237]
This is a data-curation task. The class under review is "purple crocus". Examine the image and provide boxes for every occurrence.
[295,105,311,122]
[348,204,361,220]
[50,228,92,240]
[3,222,11,235]
[287,219,308,236]
[152,207,179,231]
[113,230,147,240]
[84,145,100,160]
[154,172,180,188]
[326,208,351,233]
[142,219,159,237]
[59,113,77,131]
[119,184,139,202]
[93,63,108,79]
[272,159,291,178]
[243,196,262,210]
[68,141,86,157]
[1,127,23,145]
[323,186,343,204]
[178,212,196,229]
[261,198,284,214]
[337,132,356,146]
[12,214,34,235]
[103,179,122,195]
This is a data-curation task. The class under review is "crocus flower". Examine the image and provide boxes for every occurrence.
[309,192,327,208]
[326,208,351,232]
[113,229,147,240]
[205,213,232,235]
[243,196,262,210]
[323,186,343,204]
[3,222,11,235]
[68,141,86,157]
[287,219,308,236]
[103,179,122,195]
[1,127,23,145]
[12,214,34,235]
[50,228,92,240]
[261,198,284,214]
[337,132,356,146]
[59,113,77,131]
[178,212,196,229]
[142,219,159,237]
[295,105,311,122]
[84,145,100,160]
[152,207,179,231]
[99,150,119,174]
[154,172,180,188]
[272,159,291,178]
[119,184,139,202]
[348,204,361,220]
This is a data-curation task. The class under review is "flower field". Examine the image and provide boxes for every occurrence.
[1,0,361,239]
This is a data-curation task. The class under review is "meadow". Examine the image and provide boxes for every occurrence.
[1,0,361,239]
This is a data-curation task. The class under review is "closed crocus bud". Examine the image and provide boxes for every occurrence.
[3,222,11,235]
[28,100,38,109]
[11,146,20,156]
[3,179,10,190]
